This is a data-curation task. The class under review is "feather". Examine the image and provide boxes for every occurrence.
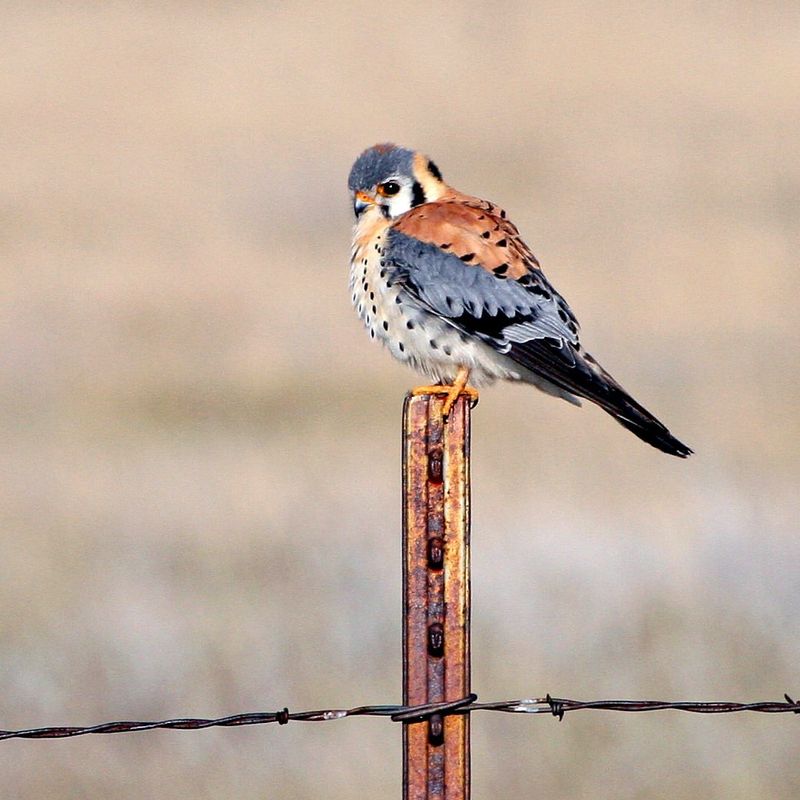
[382,195,691,457]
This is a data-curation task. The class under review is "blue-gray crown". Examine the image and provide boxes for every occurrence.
[348,144,415,192]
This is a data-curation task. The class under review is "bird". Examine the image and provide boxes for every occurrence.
[347,143,692,457]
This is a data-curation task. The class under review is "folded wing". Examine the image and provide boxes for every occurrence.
[386,198,692,457]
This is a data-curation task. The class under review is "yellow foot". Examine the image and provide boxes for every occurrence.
[412,366,478,417]
[412,366,479,417]
[410,385,479,418]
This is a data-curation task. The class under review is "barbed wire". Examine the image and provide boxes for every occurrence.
[2,693,797,741]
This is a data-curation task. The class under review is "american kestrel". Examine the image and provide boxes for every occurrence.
[348,144,692,457]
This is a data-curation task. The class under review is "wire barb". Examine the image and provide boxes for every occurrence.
[1,693,797,742]
[546,694,565,721]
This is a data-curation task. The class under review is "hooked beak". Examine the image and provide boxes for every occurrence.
[353,190,376,217]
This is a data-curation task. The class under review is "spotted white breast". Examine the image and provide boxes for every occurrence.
[349,210,522,386]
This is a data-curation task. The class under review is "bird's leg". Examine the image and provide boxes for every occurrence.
[442,366,477,417]
[411,366,479,417]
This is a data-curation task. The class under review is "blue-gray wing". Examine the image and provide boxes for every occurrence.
[384,208,692,457]
[385,228,580,354]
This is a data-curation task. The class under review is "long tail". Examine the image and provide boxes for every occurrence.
[597,386,693,457]
[508,339,693,457]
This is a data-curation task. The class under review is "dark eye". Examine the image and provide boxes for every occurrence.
[378,181,401,197]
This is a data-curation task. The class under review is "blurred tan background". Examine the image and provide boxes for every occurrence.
[1,2,799,798]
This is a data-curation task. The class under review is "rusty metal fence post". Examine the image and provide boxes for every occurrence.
[402,393,471,800]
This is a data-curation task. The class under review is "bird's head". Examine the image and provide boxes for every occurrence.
[348,143,447,220]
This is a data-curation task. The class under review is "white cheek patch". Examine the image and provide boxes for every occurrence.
[386,186,415,218]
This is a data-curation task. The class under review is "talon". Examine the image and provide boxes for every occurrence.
[441,385,461,418]
[410,385,451,397]
[411,367,478,418]
[441,387,480,417]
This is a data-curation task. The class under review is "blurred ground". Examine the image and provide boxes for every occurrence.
[1,2,799,798]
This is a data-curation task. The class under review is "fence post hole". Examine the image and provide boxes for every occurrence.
[403,393,471,800]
